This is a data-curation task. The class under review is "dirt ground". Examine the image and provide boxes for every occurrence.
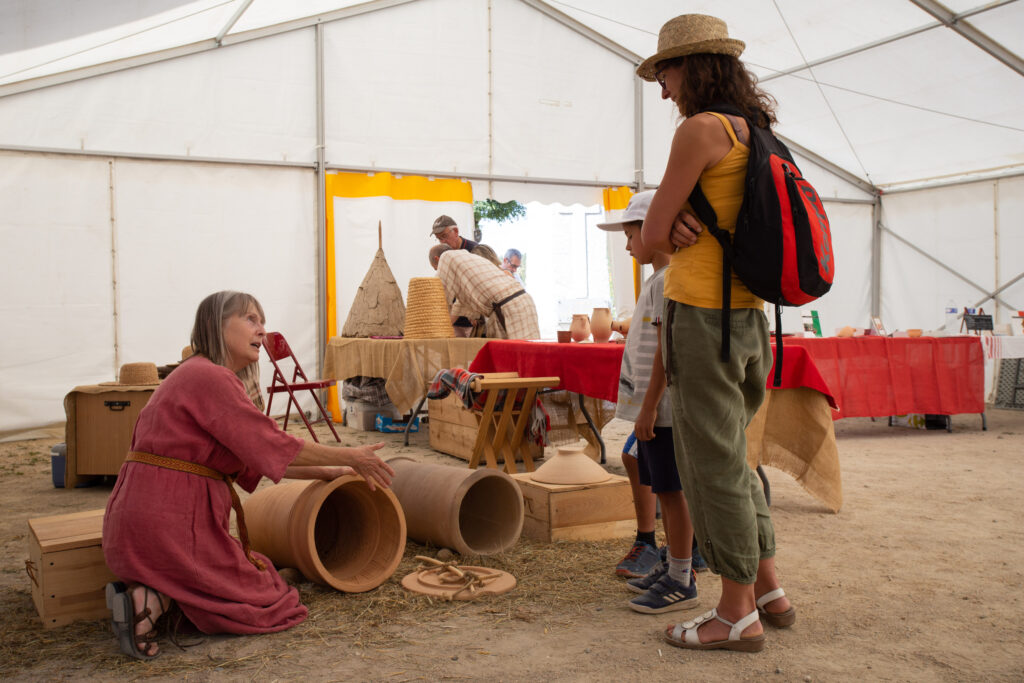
[2,408,1023,682]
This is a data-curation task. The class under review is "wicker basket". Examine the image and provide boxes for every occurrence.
[403,277,454,339]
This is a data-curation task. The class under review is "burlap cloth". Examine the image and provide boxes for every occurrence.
[323,337,488,414]
[745,387,842,512]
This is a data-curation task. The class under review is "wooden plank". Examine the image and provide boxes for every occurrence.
[29,509,106,553]
[428,419,477,460]
[549,482,633,528]
[548,519,635,542]
[428,394,478,427]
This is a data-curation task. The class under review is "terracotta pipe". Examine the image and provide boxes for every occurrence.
[243,476,406,592]
[387,457,523,556]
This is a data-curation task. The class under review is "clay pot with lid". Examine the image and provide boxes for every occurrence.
[243,476,406,592]
[569,314,591,342]
[386,457,523,556]
[591,307,613,343]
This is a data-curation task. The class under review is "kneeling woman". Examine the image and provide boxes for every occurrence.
[103,291,394,659]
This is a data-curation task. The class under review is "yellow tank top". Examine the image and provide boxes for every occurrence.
[663,112,765,310]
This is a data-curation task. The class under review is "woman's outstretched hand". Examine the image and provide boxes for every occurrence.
[345,442,394,491]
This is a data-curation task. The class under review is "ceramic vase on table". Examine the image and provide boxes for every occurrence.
[591,307,613,343]
[570,314,591,342]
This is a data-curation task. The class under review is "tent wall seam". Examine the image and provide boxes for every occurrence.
[315,21,328,402]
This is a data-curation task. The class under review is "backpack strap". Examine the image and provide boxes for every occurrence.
[687,184,732,363]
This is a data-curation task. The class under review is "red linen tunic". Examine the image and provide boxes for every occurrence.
[103,356,307,634]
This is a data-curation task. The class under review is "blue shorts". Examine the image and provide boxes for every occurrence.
[622,431,638,459]
[637,426,682,494]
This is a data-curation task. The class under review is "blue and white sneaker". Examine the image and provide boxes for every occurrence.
[627,571,699,614]
[626,547,668,594]
[615,541,661,578]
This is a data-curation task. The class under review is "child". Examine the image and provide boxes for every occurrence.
[598,191,703,614]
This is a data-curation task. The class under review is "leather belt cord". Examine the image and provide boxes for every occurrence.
[125,451,266,571]
[492,289,526,330]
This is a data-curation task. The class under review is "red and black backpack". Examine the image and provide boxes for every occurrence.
[687,104,835,386]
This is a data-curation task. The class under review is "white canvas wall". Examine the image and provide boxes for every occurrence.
[0,29,316,162]
[0,153,318,436]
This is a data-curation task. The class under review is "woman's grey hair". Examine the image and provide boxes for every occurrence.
[504,248,522,261]
[189,292,266,408]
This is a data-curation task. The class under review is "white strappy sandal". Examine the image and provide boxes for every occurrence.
[756,587,797,628]
[664,608,765,652]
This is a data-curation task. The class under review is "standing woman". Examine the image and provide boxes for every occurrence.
[103,291,394,659]
[640,15,794,652]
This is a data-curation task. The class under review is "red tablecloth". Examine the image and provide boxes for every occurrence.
[469,340,835,407]
[784,336,984,419]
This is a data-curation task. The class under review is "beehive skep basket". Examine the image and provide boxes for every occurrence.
[404,277,454,339]
[341,222,406,338]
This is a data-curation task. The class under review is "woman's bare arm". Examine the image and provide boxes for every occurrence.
[291,441,394,490]
[642,114,736,253]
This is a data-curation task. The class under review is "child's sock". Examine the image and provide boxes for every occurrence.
[667,554,693,586]
[636,530,657,547]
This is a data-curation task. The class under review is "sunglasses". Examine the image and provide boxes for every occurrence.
[655,67,668,89]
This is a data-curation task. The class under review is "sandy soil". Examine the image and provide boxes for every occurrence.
[2,408,1023,681]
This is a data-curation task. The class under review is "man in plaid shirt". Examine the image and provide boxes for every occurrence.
[429,245,540,340]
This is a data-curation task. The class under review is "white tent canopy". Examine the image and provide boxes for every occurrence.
[1,0,1022,435]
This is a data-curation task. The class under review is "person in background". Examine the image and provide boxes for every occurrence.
[501,248,524,284]
[429,244,540,339]
[598,190,704,616]
[431,215,501,267]
[432,215,502,335]
[102,291,394,660]
[640,14,794,652]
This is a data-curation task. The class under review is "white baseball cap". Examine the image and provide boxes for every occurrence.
[596,190,655,231]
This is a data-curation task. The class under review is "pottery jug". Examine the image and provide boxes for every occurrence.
[591,307,613,343]
[243,476,406,592]
[611,316,632,338]
[570,314,591,342]
[387,457,524,556]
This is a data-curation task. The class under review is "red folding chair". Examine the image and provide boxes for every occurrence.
[263,331,340,442]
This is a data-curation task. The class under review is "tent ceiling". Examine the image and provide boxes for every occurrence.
[1,0,1022,191]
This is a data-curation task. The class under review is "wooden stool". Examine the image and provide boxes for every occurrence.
[467,373,561,474]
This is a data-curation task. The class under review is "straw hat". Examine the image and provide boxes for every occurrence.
[637,14,745,81]
[530,446,611,485]
[100,362,162,386]
[181,344,195,360]
[403,277,455,339]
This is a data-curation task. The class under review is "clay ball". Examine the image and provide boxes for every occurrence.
[436,548,455,561]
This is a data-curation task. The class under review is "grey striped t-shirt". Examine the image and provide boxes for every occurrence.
[615,266,672,427]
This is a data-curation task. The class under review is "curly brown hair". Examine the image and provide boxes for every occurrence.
[661,53,777,128]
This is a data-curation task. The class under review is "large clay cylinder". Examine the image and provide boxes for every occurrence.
[243,476,406,592]
[387,457,523,556]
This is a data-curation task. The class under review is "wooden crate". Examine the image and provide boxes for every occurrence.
[64,387,155,486]
[26,509,116,628]
[428,394,541,462]
[511,473,635,542]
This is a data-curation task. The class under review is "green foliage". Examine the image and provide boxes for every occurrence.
[473,199,526,228]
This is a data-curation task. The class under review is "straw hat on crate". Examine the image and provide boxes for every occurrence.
[100,362,162,387]
[636,14,745,81]
[403,277,455,339]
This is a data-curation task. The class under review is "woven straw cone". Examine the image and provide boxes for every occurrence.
[100,362,161,386]
[181,345,195,360]
[404,277,454,339]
